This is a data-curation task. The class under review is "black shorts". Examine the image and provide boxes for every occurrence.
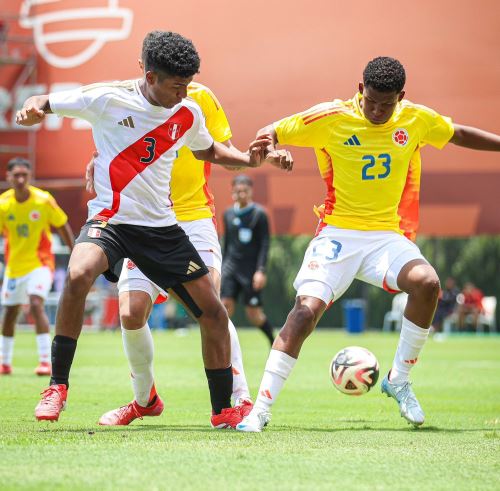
[75,220,208,289]
[220,271,262,307]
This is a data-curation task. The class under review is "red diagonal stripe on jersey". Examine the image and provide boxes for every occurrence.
[303,109,346,125]
[95,106,195,221]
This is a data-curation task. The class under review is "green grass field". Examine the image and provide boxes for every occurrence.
[1,329,499,490]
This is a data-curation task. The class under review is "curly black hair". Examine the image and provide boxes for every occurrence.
[142,31,200,79]
[363,57,406,93]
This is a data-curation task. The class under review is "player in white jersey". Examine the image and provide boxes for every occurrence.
[16,31,292,426]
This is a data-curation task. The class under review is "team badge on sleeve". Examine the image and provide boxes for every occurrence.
[393,128,409,146]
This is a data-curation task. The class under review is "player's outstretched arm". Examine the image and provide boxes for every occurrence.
[255,124,294,172]
[193,135,272,169]
[451,124,500,151]
[16,95,52,126]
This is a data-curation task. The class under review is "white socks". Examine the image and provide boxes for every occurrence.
[253,349,297,412]
[228,318,251,403]
[36,333,51,363]
[122,324,154,407]
[0,335,14,365]
[390,316,429,384]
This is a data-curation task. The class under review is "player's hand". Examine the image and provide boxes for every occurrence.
[15,105,46,126]
[85,151,98,194]
[264,149,293,172]
[253,270,267,290]
[247,135,273,167]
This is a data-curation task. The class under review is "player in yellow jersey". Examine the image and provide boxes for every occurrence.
[237,57,500,432]
[0,157,74,376]
[95,81,254,427]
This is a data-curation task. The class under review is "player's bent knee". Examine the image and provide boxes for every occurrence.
[409,273,440,302]
[120,310,148,329]
[288,304,317,337]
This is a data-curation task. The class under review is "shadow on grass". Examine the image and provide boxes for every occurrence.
[37,424,214,434]
[33,424,496,435]
[285,425,493,433]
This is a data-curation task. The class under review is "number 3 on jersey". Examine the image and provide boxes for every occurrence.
[362,153,391,180]
[140,137,157,164]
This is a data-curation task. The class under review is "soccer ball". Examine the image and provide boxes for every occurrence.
[330,346,379,396]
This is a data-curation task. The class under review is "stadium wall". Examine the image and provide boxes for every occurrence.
[0,0,499,236]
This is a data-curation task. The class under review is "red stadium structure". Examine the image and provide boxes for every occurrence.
[1,0,499,237]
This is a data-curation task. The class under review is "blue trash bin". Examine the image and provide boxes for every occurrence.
[342,299,366,333]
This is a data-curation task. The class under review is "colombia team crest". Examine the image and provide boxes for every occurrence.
[393,128,409,146]
[29,210,41,221]
[167,122,182,141]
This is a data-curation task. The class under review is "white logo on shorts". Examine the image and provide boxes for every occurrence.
[87,227,102,238]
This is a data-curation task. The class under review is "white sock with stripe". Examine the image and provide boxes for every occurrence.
[36,333,51,363]
[122,324,154,407]
[228,318,251,403]
[253,349,297,413]
[390,316,429,384]
[1,335,14,366]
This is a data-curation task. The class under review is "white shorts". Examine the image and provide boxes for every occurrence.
[1,266,53,306]
[293,226,427,305]
[117,218,222,303]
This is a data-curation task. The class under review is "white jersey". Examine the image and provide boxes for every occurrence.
[49,79,214,226]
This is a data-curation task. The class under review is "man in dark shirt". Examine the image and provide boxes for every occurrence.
[221,175,274,345]
[432,277,459,332]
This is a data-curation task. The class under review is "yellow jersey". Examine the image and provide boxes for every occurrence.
[0,186,68,278]
[171,82,232,221]
[275,93,454,240]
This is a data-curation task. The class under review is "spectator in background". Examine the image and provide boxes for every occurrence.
[221,175,275,346]
[457,282,484,331]
[432,277,459,332]
[0,157,74,376]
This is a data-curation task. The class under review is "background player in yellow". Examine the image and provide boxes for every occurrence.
[0,157,74,376]
[237,57,500,432]
[91,81,255,426]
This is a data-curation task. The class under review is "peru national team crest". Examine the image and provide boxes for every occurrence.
[167,122,182,141]
[393,128,409,146]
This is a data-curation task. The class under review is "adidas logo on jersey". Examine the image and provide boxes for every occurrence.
[118,116,135,128]
[186,261,201,274]
[343,135,361,146]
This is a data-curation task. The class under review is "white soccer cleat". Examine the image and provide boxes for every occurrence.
[235,409,271,433]
[381,374,425,426]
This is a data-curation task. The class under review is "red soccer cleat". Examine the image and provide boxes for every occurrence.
[35,384,67,421]
[0,364,12,375]
[99,395,164,426]
[35,362,51,376]
[210,406,247,429]
[234,398,254,418]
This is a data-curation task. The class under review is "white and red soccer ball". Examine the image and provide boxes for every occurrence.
[330,346,379,396]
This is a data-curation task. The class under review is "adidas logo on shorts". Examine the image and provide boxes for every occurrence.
[186,261,201,275]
